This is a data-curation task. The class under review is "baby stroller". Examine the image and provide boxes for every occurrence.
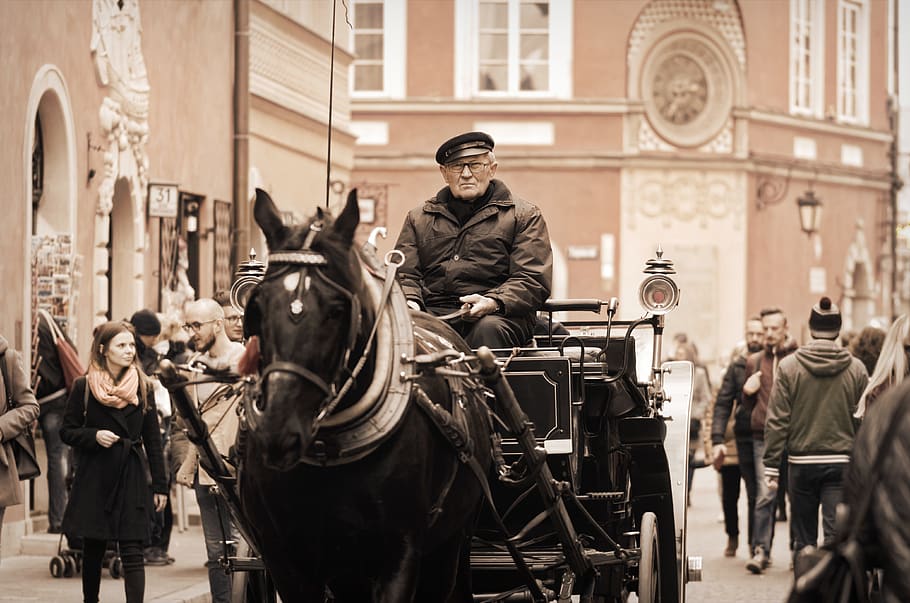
[49,533,122,579]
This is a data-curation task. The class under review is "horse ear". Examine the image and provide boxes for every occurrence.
[253,188,289,250]
[334,189,359,243]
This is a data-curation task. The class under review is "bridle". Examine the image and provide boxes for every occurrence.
[253,220,403,436]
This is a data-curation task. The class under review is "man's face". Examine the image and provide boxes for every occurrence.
[440,152,498,201]
[761,312,788,349]
[183,307,220,354]
[745,319,764,353]
[221,305,244,343]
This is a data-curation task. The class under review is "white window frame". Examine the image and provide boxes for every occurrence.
[836,0,869,125]
[349,0,406,99]
[455,0,572,99]
[789,0,825,118]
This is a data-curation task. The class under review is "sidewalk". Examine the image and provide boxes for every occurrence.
[0,524,212,603]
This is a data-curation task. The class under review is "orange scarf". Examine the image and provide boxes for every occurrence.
[87,365,140,409]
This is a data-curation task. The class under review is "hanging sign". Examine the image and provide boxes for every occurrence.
[148,183,179,218]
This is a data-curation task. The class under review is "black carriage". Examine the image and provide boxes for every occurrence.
[158,191,699,603]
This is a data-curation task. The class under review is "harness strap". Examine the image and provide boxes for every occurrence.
[314,252,402,424]
[412,386,548,603]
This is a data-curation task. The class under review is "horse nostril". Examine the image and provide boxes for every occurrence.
[255,395,267,413]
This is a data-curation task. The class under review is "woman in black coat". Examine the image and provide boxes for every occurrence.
[61,321,168,603]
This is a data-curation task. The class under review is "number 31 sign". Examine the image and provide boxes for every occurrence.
[148,183,179,218]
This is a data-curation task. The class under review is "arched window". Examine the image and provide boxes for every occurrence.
[31,113,43,234]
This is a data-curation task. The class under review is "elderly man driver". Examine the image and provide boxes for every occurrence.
[394,131,552,349]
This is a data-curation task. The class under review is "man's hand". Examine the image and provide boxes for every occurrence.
[743,371,762,395]
[458,294,498,322]
[154,493,168,512]
[176,455,197,488]
[712,444,726,471]
[765,476,778,492]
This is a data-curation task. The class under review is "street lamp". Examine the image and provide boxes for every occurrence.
[797,190,822,235]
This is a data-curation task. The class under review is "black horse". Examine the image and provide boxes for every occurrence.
[238,188,493,602]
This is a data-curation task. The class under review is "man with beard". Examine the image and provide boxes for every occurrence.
[709,317,764,557]
[173,298,244,603]
[394,131,552,349]
[743,307,799,574]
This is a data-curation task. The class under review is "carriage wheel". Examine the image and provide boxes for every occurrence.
[49,556,65,578]
[637,512,660,603]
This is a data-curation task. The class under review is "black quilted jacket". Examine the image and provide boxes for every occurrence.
[394,179,552,318]
[844,380,910,602]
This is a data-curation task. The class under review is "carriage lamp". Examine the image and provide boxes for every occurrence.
[639,247,680,315]
[230,248,266,312]
[797,190,822,235]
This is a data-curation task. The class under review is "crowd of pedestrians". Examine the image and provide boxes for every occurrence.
[693,296,910,591]
[0,290,248,602]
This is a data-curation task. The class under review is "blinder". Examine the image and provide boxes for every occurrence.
[248,219,367,434]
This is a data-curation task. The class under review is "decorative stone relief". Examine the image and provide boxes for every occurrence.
[841,219,878,331]
[641,35,734,148]
[628,0,746,72]
[91,0,150,324]
[622,169,744,230]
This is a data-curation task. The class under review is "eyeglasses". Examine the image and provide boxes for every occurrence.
[182,319,217,332]
[444,161,490,175]
[224,315,243,324]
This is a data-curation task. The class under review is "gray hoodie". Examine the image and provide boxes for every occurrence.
[763,338,868,478]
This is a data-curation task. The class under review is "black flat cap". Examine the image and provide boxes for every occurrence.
[435,131,495,165]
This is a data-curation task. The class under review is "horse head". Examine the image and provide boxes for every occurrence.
[244,188,374,470]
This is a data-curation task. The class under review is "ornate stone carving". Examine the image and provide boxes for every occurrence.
[92,0,150,218]
[641,35,733,148]
[628,0,746,72]
[652,55,707,125]
[91,0,150,324]
[623,169,744,230]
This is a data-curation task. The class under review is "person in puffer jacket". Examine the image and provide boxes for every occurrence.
[844,379,910,603]
[763,297,868,570]
[395,131,552,349]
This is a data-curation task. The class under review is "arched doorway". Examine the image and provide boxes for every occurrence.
[24,64,78,536]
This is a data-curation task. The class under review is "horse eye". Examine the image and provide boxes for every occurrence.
[326,303,346,320]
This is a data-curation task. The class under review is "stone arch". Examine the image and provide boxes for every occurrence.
[23,66,79,332]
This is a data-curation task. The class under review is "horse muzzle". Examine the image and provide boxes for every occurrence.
[248,372,321,471]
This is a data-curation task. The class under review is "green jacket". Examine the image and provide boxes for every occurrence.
[394,180,552,319]
[763,338,868,478]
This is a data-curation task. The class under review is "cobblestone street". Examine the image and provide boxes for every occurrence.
[684,464,793,602]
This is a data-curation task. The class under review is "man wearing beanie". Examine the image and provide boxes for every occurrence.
[762,297,868,572]
[130,309,162,375]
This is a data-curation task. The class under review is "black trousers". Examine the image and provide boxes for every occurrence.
[735,437,757,548]
[82,538,144,603]
[720,464,743,538]
[428,306,534,349]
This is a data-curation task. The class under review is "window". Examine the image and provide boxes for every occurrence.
[350,0,406,98]
[478,0,548,92]
[456,0,572,98]
[837,0,868,124]
[789,0,824,117]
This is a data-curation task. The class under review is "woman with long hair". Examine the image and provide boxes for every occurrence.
[60,321,167,603]
[855,314,910,419]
